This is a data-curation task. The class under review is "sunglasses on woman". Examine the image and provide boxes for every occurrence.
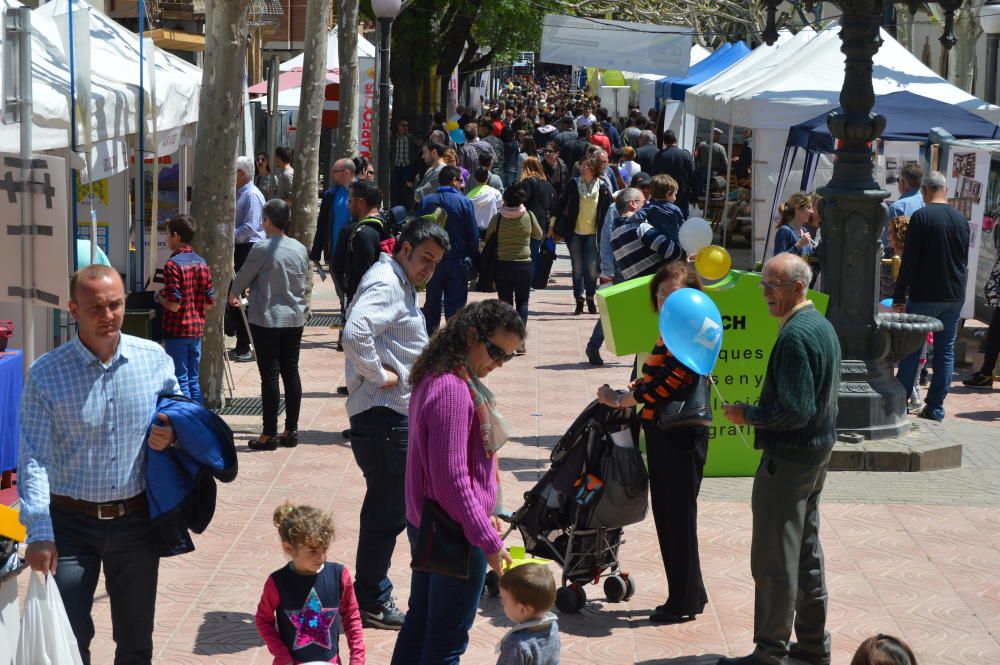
[480,335,514,363]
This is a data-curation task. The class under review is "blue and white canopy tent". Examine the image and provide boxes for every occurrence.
[764,90,1000,258]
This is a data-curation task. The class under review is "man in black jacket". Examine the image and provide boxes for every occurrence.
[562,125,593,168]
[634,130,659,174]
[651,130,699,218]
[893,170,970,421]
[341,180,390,305]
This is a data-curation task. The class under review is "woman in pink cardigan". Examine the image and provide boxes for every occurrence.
[390,300,525,665]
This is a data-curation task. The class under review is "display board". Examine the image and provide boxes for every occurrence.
[943,148,990,319]
[597,270,829,477]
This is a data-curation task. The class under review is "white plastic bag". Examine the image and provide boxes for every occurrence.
[15,572,83,665]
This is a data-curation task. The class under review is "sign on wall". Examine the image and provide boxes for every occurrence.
[0,153,69,309]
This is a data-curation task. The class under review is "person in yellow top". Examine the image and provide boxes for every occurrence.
[551,156,613,315]
[484,184,544,354]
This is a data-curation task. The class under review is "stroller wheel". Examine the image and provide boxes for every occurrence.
[556,585,583,614]
[624,574,637,601]
[604,575,628,603]
[484,570,500,597]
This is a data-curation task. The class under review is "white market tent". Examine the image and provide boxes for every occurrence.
[686,23,1000,261]
[280,28,375,72]
[0,0,201,153]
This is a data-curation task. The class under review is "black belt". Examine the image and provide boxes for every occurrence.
[50,493,146,520]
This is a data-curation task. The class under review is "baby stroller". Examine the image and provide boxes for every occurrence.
[488,401,649,614]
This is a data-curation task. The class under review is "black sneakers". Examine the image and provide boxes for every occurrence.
[963,372,995,388]
[586,347,604,366]
[361,599,405,630]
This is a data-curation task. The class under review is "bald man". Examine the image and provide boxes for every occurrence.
[19,265,180,665]
[719,254,840,665]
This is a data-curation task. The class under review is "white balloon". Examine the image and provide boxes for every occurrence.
[679,217,714,255]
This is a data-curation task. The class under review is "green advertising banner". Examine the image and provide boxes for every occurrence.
[596,270,829,477]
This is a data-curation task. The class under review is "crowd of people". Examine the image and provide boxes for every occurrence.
[15,71,987,665]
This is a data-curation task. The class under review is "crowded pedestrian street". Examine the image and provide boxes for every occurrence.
[30,253,999,665]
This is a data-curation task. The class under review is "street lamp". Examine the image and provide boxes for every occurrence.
[980,0,1000,104]
[757,1,966,439]
[372,0,401,203]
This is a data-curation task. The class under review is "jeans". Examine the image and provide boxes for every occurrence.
[529,237,541,282]
[163,337,202,403]
[980,306,1000,375]
[494,260,531,326]
[896,300,963,420]
[587,320,604,352]
[349,407,408,609]
[229,243,254,353]
[52,502,159,665]
[422,259,469,335]
[391,164,415,211]
[751,445,834,665]
[390,524,488,665]
[249,324,303,435]
[568,233,598,300]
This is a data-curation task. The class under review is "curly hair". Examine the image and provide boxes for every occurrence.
[272,501,335,550]
[887,215,910,251]
[410,300,525,386]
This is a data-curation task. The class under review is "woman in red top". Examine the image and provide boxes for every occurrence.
[596,260,710,624]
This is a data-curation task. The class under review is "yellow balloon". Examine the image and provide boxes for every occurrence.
[694,245,732,280]
[444,120,460,131]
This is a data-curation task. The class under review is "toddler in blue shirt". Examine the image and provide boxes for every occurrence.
[496,564,561,665]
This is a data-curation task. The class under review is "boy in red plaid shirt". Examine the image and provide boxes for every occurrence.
[157,215,216,403]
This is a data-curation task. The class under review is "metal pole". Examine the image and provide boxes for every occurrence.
[16,8,34,372]
[703,121,716,220]
[266,55,278,197]
[136,0,145,289]
[376,16,392,199]
[987,34,999,105]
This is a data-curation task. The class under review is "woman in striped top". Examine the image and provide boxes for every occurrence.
[596,260,710,625]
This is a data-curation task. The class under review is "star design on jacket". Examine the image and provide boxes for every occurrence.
[286,587,338,650]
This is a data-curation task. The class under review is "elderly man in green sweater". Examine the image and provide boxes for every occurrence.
[718,253,841,665]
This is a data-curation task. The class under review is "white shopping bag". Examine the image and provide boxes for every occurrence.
[15,573,83,665]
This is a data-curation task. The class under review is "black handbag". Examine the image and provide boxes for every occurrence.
[410,498,472,579]
[656,375,713,430]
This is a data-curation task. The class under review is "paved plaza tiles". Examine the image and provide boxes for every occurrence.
[25,251,1000,664]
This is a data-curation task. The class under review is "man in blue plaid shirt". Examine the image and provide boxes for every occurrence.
[19,265,179,665]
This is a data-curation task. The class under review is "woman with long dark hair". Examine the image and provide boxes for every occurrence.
[391,300,525,665]
[596,261,710,624]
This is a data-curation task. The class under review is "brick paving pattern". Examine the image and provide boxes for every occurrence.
[24,251,1000,664]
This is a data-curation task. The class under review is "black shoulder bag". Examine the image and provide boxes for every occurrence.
[410,498,473,579]
[656,375,713,430]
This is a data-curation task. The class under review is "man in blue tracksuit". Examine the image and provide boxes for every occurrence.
[415,165,480,334]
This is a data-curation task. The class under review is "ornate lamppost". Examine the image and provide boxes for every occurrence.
[758,1,968,438]
[372,0,402,200]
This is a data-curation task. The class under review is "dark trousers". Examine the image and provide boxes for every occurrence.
[644,424,709,615]
[249,324,303,435]
[751,445,834,664]
[51,502,159,665]
[390,524,488,665]
[494,260,532,326]
[348,406,408,609]
[980,306,1000,375]
[230,243,254,353]
[422,259,469,335]
[391,164,415,211]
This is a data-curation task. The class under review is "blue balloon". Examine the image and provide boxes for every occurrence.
[879,298,893,308]
[449,127,466,145]
[659,288,724,375]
